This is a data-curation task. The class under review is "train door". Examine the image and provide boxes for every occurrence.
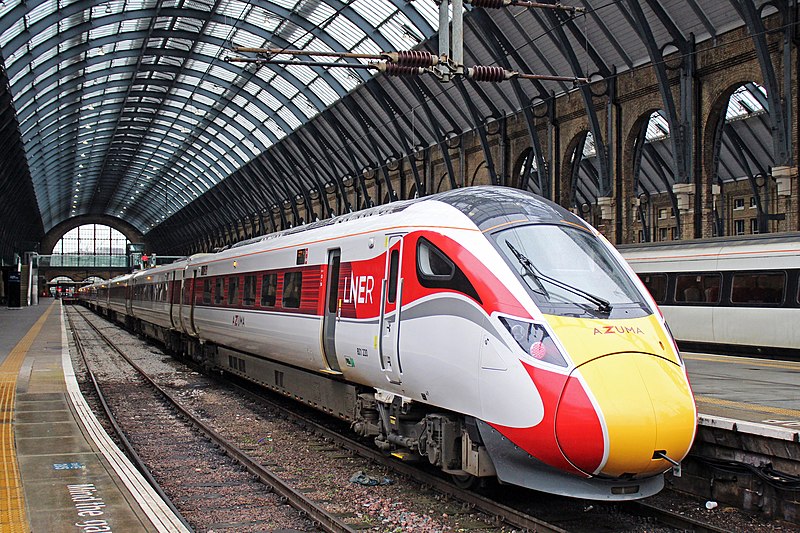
[180,268,199,336]
[321,249,342,372]
[379,235,404,384]
[169,271,177,329]
[188,269,199,335]
[125,280,133,316]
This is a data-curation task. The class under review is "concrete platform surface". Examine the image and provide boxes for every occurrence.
[0,300,188,532]
[684,351,800,441]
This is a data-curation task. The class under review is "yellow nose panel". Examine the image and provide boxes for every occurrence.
[576,353,696,477]
[544,314,681,367]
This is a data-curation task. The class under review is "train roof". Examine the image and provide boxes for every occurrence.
[619,232,800,271]
[227,186,588,252]
[618,231,800,253]
[432,187,590,233]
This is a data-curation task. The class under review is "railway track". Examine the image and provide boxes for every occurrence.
[69,305,733,532]
[67,305,355,532]
[223,376,734,533]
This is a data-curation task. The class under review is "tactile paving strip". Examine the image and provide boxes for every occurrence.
[0,302,55,533]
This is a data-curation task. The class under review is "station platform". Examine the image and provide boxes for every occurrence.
[684,351,800,442]
[0,299,188,532]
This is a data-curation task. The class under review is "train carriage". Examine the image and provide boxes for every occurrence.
[621,233,800,356]
[85,187,697,500]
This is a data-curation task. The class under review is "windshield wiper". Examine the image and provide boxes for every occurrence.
[505,241,613,314]
[505,241,549,298]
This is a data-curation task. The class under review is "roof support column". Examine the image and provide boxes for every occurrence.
[733,0,792,166]
[627,0,695,239]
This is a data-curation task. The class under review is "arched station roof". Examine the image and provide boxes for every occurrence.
[0,0,788,256]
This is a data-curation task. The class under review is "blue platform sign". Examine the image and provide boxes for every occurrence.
[53,463,85,470]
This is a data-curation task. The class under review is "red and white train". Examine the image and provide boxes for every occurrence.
[80,186,696,500]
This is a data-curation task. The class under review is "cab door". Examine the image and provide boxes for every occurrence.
[379,235,404,384]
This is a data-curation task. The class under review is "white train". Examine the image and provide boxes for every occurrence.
[79,186,696,500]
[620,233,800,356]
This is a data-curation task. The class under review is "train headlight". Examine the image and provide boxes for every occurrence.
[499,317,568,368]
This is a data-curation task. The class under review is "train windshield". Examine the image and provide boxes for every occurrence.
[495,224,650,319]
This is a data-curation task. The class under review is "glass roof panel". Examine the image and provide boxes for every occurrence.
[0,18,26,48]
[379,11,424,50]
[325,13,366,49]
[645,111,670,143]
[217,0,248,19]
[727,83,767,121]
[352,0,395,27]
[0,0,440,232]
[308,78,339,106]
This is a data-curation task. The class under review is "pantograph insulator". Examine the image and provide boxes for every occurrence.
[375,63,424,77]
[467,65,512,82]
[383,51,439,67]
[466,0,512,7]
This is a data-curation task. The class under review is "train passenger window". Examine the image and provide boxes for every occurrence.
[675,274,721,304]
[282,272,302,308]
[214,277,223,305]
[731,272,785,305]
[202,279,212,305]
[261,274,277,307]
[387,250,399,303]
[243,275,256,306]
[228,276,239,305]
[639,274,667,303]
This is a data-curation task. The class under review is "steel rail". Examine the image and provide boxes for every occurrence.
[623,501,731,533]
[75,303,735,533]
[229,376,734,533]
[222,377,568,533]
[69,306,356,533]
[65,307,193,532]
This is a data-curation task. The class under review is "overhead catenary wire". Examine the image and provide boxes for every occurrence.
[226,1,588,84]
[465,0,585,14]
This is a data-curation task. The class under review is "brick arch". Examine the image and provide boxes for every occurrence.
[470,161,489,187]
[702,80,769,190]
[560,130,590,207]
[41,215,146,255]
[621,109,663,241]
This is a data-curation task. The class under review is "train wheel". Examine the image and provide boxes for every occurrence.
[450,473,478,489]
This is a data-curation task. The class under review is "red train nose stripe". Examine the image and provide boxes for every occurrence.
[489,363,603,477]
[555,376,605,475]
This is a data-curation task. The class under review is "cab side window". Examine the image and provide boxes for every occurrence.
[416,238,481,303]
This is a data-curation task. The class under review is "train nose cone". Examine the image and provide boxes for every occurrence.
[555,353,696,478]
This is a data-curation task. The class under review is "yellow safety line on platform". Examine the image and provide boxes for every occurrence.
[0,301,56,533]
[684,353,800,371]
[695,395,800,418]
